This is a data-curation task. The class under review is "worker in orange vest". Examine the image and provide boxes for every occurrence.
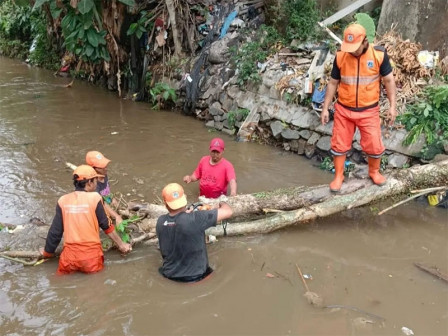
[40,165,131,274]
[321,23,396,192]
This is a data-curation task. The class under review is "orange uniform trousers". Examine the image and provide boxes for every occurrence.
[57,246,104,275]
[331,103,385,158]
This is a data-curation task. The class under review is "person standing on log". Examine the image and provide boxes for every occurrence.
[156,183,233,282]
[321,23,397,192]
[86,151,123,224]
[183,138,237,198]
[40,165,131,274]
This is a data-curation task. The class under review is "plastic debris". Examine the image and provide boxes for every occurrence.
[207,235,217,244]
[401,326,414,336]
[418,50,439,69]
[303,274,313,280]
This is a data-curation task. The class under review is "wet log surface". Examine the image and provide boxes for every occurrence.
[1,160,447,254]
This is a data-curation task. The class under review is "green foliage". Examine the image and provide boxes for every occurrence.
[0,0,32,57]
[354,13,375,43]
[116,215,141,243]
[227,108,249,129]
[320,157,355,175]
[60,8,110,63]
[0,0,59,68]
[320,156,334,171]
[30,0,134,65]
[281,0,321,42]
[370,6,382,27]
[380,156,388,171]
[149,82,177,109]
[398,85,448,159]
[127,11,154,39]
[231,25,282,87]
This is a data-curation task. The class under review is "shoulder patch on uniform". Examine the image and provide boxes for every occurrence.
[374,45,386,52]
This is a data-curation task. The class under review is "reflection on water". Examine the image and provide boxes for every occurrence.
[0,57,447,335]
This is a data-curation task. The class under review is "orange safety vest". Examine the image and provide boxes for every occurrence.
[336,45,385,109]
[58,191,104,259]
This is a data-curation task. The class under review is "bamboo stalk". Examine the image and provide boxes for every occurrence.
[410,186,447,194]
[378,190,429,215]
[295,263,310,292]
[414,263,448,283]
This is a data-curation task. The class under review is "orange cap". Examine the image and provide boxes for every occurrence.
[74,165,104,181]
[86,151,111,168]
[341,24,366,53]
[162,183,187,210]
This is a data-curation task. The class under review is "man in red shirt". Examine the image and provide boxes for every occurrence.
[183,138,237,198]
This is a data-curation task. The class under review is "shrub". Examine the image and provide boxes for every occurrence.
[149,82,177,109]
[398,85,448,159]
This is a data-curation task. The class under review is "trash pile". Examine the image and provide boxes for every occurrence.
[272,43,334,110]
[376,30,439,118]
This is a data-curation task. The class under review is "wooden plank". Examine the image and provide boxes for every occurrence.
[320,0,373,27]
[318,23,342,44]
[414,262,448,283]
[236,105,260,142]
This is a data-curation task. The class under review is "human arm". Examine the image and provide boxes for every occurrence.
[96,201,131,254]
[216,201,233,222]
[228,179,237,196]
[321,78,340,125]
[103,202,123,224]
[183,172,198,184]
[41,204,64,258]
[382,73,397,125]
[107,230,132,254]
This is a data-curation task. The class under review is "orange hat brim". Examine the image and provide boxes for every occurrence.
[341,40,363,53]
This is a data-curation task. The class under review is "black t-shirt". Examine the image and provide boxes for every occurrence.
[156,209,218,280]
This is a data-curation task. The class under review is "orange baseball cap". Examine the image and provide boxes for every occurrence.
[341,23,366,53]
[73,165,104,181]
[162,183,187,210]
[86,151,111,168]
[209,138,225,153]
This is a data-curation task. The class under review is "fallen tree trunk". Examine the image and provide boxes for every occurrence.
[136,160,448,231]
[1,160,447,253]
[205,159,448,237]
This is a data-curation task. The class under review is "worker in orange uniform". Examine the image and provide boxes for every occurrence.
[41,165,131,274]
[321,23,396,192]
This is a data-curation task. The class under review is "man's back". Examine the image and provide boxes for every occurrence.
[156,210,217,280]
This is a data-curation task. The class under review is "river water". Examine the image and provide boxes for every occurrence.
[0,57,447,335]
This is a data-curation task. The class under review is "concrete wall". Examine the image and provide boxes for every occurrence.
[377,0,448,56]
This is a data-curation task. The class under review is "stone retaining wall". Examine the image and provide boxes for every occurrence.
[178,36,447,169]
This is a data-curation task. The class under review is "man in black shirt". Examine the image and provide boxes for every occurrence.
[156,183,233,282]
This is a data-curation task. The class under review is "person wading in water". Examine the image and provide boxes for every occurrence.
[156,183,233,283]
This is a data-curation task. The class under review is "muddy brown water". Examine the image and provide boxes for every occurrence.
[0,57,447,335]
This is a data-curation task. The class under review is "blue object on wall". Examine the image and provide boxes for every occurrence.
[219,11,238,39]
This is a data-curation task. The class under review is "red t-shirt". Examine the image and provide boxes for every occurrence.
[194,156,236,198]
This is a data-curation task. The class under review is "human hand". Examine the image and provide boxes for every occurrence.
[116,216,123,225]
[321,109,329,125]
[39,247,53,258]
[183,175,192,183]
[119,243,132,254]
[387,106,397,126]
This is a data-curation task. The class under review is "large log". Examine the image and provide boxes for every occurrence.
[1,160,447,253]
[205,160,448,237]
